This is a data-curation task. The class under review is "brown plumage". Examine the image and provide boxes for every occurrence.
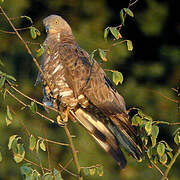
[37,15,142,168]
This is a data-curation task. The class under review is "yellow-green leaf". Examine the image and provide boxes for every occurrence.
[174,132,180,145]
[109,27,120,39]
[53,168,63,180]
[126,40,133,51]
[7,105,13,120]
[89,168,96,176]
[40,140,46,151]
[30,27,37,39]
[157,142,165,157]
[5,116,12,126]
[0,151,2,162]
[120,9,125,25]
[96,166,104,176]
[132,114,142,126]
[159,153,168,165]
[0,59,4,67]
[123,8,134,17]
[21,16,33,24]
[29,101,37,113]
[29,135,36,151]
[151,136,157,147]
[98,49,107,62]
[145,121,152,135]
[104,27,109,40]
[112,71,123,85]
[151,125,159,137]
[8,135,18,150]
[36,45,44,57]
[0,77,5,89]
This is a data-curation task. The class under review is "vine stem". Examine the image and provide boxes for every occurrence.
[161,147,180,180]
[63,124,82,180]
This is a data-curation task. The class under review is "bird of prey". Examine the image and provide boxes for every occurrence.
[37,14,142,169]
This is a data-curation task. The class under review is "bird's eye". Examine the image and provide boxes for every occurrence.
[55,19,59,24]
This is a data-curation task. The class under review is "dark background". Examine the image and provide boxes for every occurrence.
[0,0,179,179]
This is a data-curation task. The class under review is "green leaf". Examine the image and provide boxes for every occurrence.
[13,143,25,163]
[161,141,173,152]
[120,9,125,25]
[40,140,46,151]
[5,116,12,126]
[89,49,97,63]
[96,166,103,176]
[5,74,16,81]
[126,40,133,51]
[8,135,18,150]
[123,8,134,17]
[145,121,152,136]
[36,44,44,57]
[7,105,13,120]
[109,27,121,39]
[157,142,165,157]
[53,168,63,180]
[153,156,158,164]
[29,135,36,151]
[36,139,40,153]
[21,16,33,24]
[132,114,142,126]
[0,77,5,89]
[0,59,4,67]
[43,173,53,180]
[141,135,148,146]
[20,164,33,176]
[83,168,90,175]
[174,132,180,145]
[151,125,159,137]
[104,27,109,40]
[150,135,157,147]
[159,153,168,165]
[0,151,2,162]
[89,168,96,176]
[29,101,37,113]
[30,27,37,39]
[112,71,123,85]
[98,49,107,62]
[147,147,153,159]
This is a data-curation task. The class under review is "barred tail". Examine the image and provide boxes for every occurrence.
[72,108,127,169]
[109,114,143,161]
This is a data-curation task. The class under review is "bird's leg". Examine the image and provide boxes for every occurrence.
[57,106,70,126]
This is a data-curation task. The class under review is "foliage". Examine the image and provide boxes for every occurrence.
[0,0,179,180]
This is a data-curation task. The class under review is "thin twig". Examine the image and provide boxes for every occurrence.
[0,29,16,34]
[38,136,69,147]
[23,157,51,172]
[6,88,55,123]
[59,158,73,173]
[63,124,82,179]
[161,148,180,180]
[150,160,164,176]
[0,6,50,90]
[58,161,78,177]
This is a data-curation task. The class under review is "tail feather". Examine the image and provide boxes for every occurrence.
[109,115,142,161]
[73,108,127,169]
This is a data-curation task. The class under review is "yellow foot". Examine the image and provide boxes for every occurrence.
[56,115,65,126]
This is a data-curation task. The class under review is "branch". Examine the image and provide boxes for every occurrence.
[63,124,82,180]
[161,148,180,180]
[0,6,51,91]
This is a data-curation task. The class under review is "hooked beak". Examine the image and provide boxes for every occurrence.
[45,25,50,33]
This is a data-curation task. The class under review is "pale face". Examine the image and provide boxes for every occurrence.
[43,15,72,35]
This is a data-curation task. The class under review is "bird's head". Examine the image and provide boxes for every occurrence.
[43,15,72,35]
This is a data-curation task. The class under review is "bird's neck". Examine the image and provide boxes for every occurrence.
[46,31,76,45]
